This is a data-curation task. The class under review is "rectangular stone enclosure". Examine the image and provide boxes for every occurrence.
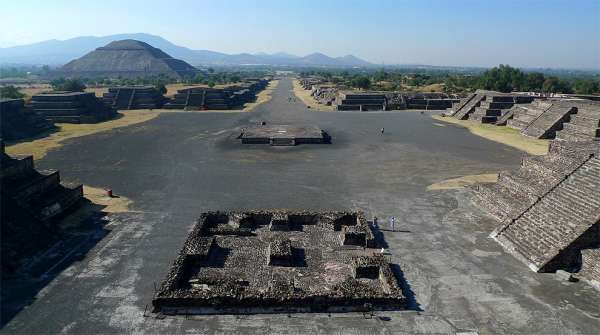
[152,210,406,314]
[239,125,331,146]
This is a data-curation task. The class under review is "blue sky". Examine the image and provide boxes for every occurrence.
[1,0,598,68]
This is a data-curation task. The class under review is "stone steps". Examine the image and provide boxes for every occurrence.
[521,103,576,139]
[454,94,485,119]
[493,155,600,272]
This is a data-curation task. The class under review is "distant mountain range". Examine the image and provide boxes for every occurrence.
[0,33,373,68]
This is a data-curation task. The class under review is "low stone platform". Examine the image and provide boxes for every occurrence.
[239,125,331,146]
[30,91,116,123]
[152,210,405,314]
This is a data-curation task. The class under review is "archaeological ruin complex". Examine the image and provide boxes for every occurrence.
[153,210,406,314]
[447,92,600,141]
[164,79,269,110]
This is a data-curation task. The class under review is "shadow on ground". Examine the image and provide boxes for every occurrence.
[0,201,112,327]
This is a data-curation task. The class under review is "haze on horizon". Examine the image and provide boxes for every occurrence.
[1,0,598,69]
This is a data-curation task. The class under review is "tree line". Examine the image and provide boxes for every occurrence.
[300,65,600,94]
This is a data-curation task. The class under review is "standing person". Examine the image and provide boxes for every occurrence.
[373,216,378,229]
[381,127,385,134]
[390,216,395,232]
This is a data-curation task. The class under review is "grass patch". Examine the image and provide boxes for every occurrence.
[83,185,132,213]
[427,173,498,190]
[5,110,162,160]
[432,115,549,155]
[291,79,335,111]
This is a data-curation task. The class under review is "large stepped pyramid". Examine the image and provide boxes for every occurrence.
[1,142,83,273]
[490,154,600,273]
[102,86,166,110]
[1,99,55,141]
[57,39,199,79]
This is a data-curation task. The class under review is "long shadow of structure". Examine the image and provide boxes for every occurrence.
[0,202,112,327]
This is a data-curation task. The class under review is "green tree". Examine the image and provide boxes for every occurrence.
[478,64,525,92]
[523,72,545,91]
[207,81,216,88]
[542,76,572,93]
[573,79,599,95]
[155,83,167,95]
[0,85,25,99]
[351,76,371,90]
[50,78,86,92]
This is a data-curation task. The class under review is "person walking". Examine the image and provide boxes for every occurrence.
[381,127,385,134]
[390,216,395,232]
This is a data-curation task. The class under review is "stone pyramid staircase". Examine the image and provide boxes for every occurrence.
[490,154,600,272]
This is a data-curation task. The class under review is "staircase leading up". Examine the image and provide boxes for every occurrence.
[490,154,600,272]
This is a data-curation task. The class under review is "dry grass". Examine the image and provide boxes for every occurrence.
[59,185,133,229]
[427,173,498,191]
[291,79,335,111]
[18,84,52,100]
[432,115,549,155]
[5,110,162,160]
[83,185,132,213]
[242,80,279,112]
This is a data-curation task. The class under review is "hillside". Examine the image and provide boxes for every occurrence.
[0,33,373,68]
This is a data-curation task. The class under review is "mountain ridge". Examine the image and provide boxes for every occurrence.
[0,33,373,67]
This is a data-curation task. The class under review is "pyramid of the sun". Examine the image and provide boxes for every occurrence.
[58,39,199,79]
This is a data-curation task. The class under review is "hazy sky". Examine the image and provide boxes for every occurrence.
[1,0,599,68]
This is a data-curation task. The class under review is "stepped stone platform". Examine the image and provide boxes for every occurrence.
[239,125,331,146]
[555,100,600,142]
[335,92,387,111]
[507,99,600,140]
[102,85,166,110]
[30,91,117,123]
[0,142,83,273]
[152,210,405,314]
[447,90,534,122]
[164,79,269,110]
[1,99,55,141]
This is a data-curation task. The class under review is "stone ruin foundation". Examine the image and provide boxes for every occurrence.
[152,210,406,314]
[238,125,331,146]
